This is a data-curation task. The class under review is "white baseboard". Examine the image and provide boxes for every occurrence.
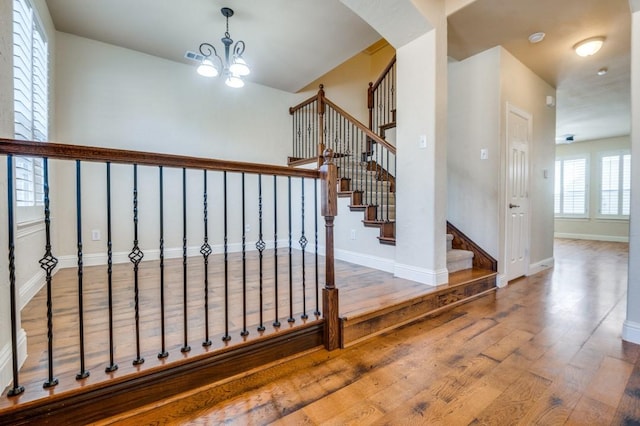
[0,328,27,394]
[554,232,629,243]
[622,320,640,345]
[334,248,394,273]
[19,270,46,310]
[394,263,448,286]
[496,274,507,288]
[528,257,554,276]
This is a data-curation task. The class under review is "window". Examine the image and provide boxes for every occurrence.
[13,0,48,208]
[555,156,588,217]
[600,152,631,217]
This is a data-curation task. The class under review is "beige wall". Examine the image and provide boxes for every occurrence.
[52,32,306,264]
[298,44,395,124]
[448,46,556,283]
[555,136,631,242]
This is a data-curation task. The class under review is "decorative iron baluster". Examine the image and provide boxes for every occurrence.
[241,173,249,337]
[37,158,60,387]
[181,168,191,353]
[201,170,212,347]
[314,178,320,316]
[222,171,231,341]
[299,178,308,320]
[273,175,281,328]
[256,174,266,332]
[75,161,90,380]
[105,162,118,372]
[6,156,24,396]
[129,164,145,366]
[158,166,168,359]
[287,176,295,324]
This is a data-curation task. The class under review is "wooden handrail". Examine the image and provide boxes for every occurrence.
[289,93,320,115]
[323,98,396,155]
[370,55,396,93]
[0,139,320,179]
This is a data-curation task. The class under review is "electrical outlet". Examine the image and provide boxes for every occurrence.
[350,229,356,240]
[245,224,251,233]
[91,229,101,241]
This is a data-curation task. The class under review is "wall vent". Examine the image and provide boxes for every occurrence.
[184,51,205,62]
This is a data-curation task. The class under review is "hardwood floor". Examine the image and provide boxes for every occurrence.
[3,247,466,411]
[102,239,640,425]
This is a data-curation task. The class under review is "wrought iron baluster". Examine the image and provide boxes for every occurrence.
[158,166,168,359]
[287,176,294,324]
[105,162,118,372]
[181,168,191,353]
[201,170,213,347]
[222,171,231,341]
[273,175,280,327]
[256,174,266,332]
[129,164,144,366]
[6,156,25,396]
[241,173,249,337]
[40,158,60,386]
[76,161,90,380]
[299,178,308,320]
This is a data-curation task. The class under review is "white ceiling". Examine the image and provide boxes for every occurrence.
[45,0,631,143]
[448,0,631,143]
[44,0,382,93]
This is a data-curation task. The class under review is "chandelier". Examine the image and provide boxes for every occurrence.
[196,7,250,88]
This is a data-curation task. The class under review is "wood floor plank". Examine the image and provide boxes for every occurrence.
[470,371,552,425]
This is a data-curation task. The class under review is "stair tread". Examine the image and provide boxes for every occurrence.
[447,249,474,261]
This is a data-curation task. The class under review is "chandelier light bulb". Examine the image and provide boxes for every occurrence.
[574,37,605,57]
[197,59,219,77]
[225,74,245,88]
[229,57,250,76]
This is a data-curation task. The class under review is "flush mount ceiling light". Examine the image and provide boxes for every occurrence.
[196,7,250,88]
[573,36,605,57]
[528,32,546,44]
[597,67,608,76]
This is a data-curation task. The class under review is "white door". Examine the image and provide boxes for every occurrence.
[506,105,531,281]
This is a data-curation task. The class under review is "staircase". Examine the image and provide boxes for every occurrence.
[338,158,396,245]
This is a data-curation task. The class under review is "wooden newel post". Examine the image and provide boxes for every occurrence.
[320,148,340,350]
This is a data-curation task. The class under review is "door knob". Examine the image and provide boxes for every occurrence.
[509,203,520,209]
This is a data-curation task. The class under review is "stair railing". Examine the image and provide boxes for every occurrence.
[289,86,396,224]
[368,55,396,138]
[0,138,339,418]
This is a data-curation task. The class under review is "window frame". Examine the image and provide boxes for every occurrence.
[554,154,590,219]
[12,0,49,222]
[596,150,631,220]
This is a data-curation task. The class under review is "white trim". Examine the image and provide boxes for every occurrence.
[496,274,507,288]
[527,257,554,276]
[622,320,640,345]
[554,232,629,243]
[0,328,27,393]
[19,269,45,310]
[333,248,394,273]
[16,218,44,238]
[57,239,294,269]
[394,263,448,286]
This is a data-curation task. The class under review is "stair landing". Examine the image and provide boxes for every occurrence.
[340,267,497,347]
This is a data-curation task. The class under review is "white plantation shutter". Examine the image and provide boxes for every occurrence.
[13,0,48,207]
[554,157,588,217]
[600,153,631,217]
